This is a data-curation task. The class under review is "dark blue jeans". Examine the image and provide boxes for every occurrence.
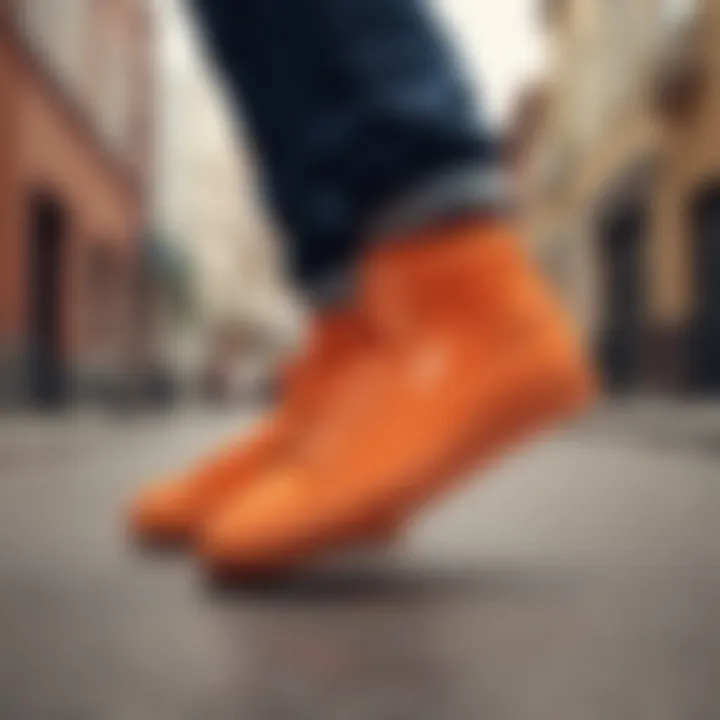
[191,0,498,295]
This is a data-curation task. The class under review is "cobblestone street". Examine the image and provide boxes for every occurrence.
[1,405,720,719]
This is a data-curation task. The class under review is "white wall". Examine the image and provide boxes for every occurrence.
[437,0,543,125]
[152,0,295,338]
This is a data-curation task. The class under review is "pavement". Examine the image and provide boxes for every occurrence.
[1,403,720,719]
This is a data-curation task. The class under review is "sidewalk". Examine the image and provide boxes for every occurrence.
[3,400,720,462]
[0,405,254,468]
[581,397,720,453]
[2,394,720,718]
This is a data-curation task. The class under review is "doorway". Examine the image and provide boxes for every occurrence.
[690,183,720,392]
[598,204,647,392]
[27,192,68,406]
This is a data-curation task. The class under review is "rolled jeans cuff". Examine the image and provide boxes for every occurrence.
[366,164,515,241]
[305,165,514,307]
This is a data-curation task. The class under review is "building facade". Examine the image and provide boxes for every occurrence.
[521,0,720,393]
[0,0,153,405]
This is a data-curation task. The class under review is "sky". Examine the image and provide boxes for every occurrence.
[435,0,544,125]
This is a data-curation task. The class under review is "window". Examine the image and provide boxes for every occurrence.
[595,0,649,115]
[100,21,132,155]
[55,0,87,94]
[84,244,125,353]
[18,0,87,100]
[18,0,57,56]
[662,0,697,29]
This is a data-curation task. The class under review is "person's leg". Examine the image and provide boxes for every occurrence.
[203,216,597,576]
[192,2,597,575]
[128,0,503,545]
[188,0,502,298]
[133,0,597,566]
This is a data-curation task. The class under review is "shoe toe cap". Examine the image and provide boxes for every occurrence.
[129,478,196,543]
[198,467,313,573]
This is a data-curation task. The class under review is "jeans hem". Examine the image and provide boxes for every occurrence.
[366,164,514,242]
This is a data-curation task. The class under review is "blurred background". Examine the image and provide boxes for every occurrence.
[3,1,720,718]
[1,0,717,409]
[508,0,720,397]
[0,0,300,410]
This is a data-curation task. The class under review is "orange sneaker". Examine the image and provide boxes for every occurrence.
[200,219,598,576]
[127,309,361,546]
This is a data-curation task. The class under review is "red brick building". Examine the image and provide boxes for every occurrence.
[0,0,153,405]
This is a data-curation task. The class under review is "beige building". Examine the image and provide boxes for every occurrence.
[519,0,720,393]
